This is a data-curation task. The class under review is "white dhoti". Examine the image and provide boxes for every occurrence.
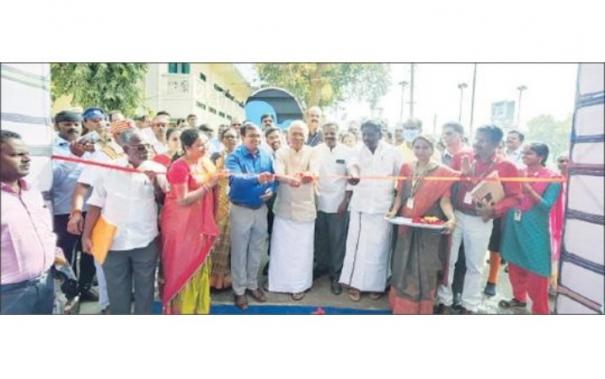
[268,216,315,293]
[339,211,392,292]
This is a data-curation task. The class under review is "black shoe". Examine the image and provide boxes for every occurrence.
[330,280,343,295]
[457,306,474,315]
[451,303,464,313]
[498,298,527,309]
[453,292,463,307]
[434,304,449,314]
[79,287,99,302]
[484,282,497,297]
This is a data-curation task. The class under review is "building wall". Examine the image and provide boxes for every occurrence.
[141,63,251,130]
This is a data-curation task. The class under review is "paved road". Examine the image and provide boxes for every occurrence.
[75,256,544,315]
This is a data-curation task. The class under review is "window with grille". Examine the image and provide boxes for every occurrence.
[168,63,191,74]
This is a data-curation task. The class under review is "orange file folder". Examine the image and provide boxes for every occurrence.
[91,216,117,264]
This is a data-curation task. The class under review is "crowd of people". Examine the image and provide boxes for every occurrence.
[0,104,569,315]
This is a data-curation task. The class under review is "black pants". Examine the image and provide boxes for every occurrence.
[314,211,349,281]
[451,243,466,296]
[266,197,275,255]
[54,214,96,291]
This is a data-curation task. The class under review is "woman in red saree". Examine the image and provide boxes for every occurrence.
[160,128,220,314]
[386,135,458,314]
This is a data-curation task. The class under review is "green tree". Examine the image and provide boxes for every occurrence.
[51,63,149,116]
[525,113,573,164]
[255,63,391,108]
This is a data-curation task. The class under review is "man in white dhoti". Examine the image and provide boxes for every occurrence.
[269,120,318,301]
[339,119,404,302]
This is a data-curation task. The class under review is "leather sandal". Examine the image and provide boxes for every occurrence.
[291,292,305,301]
[348,288,361,302]
[369,292,383,300]
[248,288,267,303]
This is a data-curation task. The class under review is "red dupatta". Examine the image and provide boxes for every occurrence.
[398,162,459,219]
[160,158,219,306]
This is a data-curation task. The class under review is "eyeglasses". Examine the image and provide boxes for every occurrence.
[557,159,569,163]
[129,143,151,152]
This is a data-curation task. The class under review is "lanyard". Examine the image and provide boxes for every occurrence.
[410,162,435,198]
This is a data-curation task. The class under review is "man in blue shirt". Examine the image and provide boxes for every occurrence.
[226,122,277,310]
[52,110,99,302]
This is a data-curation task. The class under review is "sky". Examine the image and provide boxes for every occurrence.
[236,63,578,135]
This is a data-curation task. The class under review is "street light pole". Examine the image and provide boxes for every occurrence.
[469,63,477,136]
[409,64,415,119]
[458,82,468,123]
[516,85,527,126]
[398,80,408,122]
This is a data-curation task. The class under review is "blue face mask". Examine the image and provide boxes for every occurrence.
[403,129,420,142]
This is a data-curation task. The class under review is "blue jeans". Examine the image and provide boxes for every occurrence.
[1,271,54,314]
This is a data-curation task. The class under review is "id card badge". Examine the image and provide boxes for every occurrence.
[406,197,415,209]
[463,192,473,205]
[514,209,522,222]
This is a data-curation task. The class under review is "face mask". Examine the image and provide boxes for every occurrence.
[403,129,419,143]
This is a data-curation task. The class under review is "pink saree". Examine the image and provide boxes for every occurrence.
[160,158,219,309]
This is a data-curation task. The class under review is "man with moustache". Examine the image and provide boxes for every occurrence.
[305,106,324,147]
[226,123,276,310]
[264,127,282,157]
[312,122,353,295]
[339,119,403,301]
[262,126,282,274]
[1,130,66,314]
[436,125,522,314]
[67,107,124,313]
[81,129,167,314]
[52,110,99,301]
[261,113,276,130]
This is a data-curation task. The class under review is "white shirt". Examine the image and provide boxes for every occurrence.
[506,147,525,169]
[348,141,403,214]
[87,158,167,251]
[138,128,168,155]
[312,143,353,213]
[78,142,124,187]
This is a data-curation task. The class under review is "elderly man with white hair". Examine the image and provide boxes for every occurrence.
[269,120,319,300]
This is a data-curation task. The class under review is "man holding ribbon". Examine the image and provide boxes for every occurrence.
[81,128,167,314]
[226,122,276,310]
